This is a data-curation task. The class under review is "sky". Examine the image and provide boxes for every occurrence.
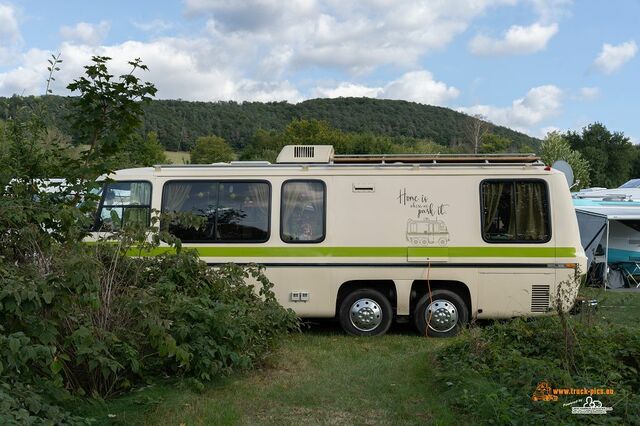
[0,0,638,140]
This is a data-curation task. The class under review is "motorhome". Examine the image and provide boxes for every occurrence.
[90,145,587,337]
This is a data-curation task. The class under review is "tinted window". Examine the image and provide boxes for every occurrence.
[95,181,151,231]
[162,181,270,242]
[281,180,325,243]
[481,181,550,242]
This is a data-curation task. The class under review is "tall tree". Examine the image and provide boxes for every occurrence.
[122,131,167,167]
[464,114,490,154]
[190,135,234,163]
[66,56,157,175]
[564,123,633,188]
[540,132,591,190]
[479,133,511,153]
[629,145,640,181]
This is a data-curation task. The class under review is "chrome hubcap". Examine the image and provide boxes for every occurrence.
[349,298,383,332]
[426,299,458,333]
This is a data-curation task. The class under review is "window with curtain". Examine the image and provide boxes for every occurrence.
[94,181,151,231]
[281,180,325,243]
[481,180,550,243]
[162,180,270,242]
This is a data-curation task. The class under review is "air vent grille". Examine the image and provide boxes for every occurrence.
[294,146,315,158]
[531,285,550,313]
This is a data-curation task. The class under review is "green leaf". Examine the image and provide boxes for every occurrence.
[8,336,21,354]
[51,358,63,374]
[42,289,54,304]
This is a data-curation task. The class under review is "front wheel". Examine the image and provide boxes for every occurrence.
[338,289,393,336]
[414,289,469,337]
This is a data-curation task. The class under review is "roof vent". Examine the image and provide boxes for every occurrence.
[276,145,335,163]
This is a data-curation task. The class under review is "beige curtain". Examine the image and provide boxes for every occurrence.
[515,183,546,240]
[117,182,150,227]
[164,183,192,212]
[482,183,504,232]
[130,182,151,205]
[250,183,270,216]
[282,182,305,237]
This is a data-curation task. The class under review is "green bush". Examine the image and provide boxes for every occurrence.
[437,317,640,424]
[0,56,298,423]
[0,240,298,422]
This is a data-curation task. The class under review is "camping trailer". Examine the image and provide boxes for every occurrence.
[89,145,587,337]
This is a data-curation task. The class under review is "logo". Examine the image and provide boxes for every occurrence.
[531,381,615,416]
[531,381,558,402]
[571,396,613,415]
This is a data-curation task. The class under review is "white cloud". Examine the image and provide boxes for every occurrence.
[60,21,111,46]
[469,22,558,56]
[132,19,174,33]
[0,0,573,110]
[0,39,302,102]
[382,71,460,104]
[460,85,563,132]
[577,86,599,101]
[539,126,561,138]
[188,0,521,73]
[527,0,572,22]
[0,3,23,66]
[314,82,382,98]
[314,70,459,105]
[0,48,50,95]
[184,0,317,32]
[0,3,20,43]
[593,40,637,74]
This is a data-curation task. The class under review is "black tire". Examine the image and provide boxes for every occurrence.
[414,289,469,337]
[338,289,393,336]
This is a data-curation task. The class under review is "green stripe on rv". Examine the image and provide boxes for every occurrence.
[127,246,576,258]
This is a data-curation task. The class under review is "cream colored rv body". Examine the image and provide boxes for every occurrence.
[92,146,586,336]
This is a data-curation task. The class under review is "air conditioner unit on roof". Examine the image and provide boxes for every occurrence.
[276,145,335,163]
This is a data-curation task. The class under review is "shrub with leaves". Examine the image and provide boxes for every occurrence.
[437,318,640,424]
[1,234,297,421]
[0,55,297,424]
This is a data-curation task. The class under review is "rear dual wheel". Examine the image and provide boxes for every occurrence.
[414,289,469,337]
[338,289,393,336]
[337,288,469,337]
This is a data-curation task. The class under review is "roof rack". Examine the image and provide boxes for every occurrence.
[275,145,541,165]
[332,153,541,165]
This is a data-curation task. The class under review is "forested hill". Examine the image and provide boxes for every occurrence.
[0,96,539,152]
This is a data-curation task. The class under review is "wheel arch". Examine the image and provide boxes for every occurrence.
[335,280,397,317]
[410,280,472,318]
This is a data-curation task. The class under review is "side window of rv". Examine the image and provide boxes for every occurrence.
[162,180,270,242]
[481,180,550,242]
[94,181,151,231]
[281,180,325,243]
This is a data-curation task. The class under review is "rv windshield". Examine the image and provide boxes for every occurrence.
[619,179,640,189]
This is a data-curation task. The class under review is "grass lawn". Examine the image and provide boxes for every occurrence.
[164,150,190,164]
[77,289,640,425]
[579,287,640,326]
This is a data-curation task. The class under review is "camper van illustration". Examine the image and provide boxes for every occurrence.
[406,218,450,246]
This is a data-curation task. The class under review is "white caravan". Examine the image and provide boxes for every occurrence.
[90,145,587,337]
